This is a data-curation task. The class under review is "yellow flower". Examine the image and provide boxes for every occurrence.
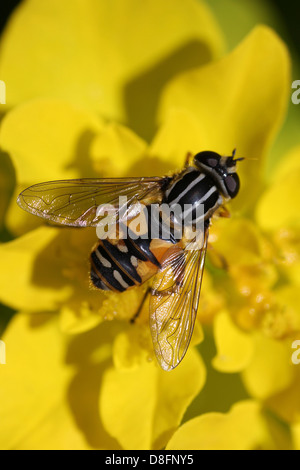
[166,401,284,450]
[156,15,300,448]
[0,0,298,451]
[0,0,218,450]
[0,0,223,139]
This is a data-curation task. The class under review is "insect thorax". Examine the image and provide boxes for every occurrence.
[164,167,223,223]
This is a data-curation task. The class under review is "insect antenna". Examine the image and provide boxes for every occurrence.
[231,148,258,163]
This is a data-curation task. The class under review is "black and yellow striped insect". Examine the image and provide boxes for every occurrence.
[17,150,242,371]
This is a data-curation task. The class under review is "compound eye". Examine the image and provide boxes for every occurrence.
[194,151,221,169]
[225,173,240,198]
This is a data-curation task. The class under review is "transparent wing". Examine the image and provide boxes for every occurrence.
[17,177,166,227]
[149,229,209,371]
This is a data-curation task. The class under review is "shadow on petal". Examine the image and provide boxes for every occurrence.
[65,321,124,449]
[124,40,214,142]
[64,128,101,179]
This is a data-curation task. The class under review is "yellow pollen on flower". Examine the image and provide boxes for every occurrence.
[261,308,290,339]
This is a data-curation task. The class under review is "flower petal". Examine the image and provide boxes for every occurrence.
[242,333,295,399]
[209,218,264,266]
[99,350,206,449]
[292,423,300,450]
[0,227,73,312]
[0,99,103,235]
[112,326,153,370]
[0,313,89,449]
[267,372,300,425]
[0,225,105,320]
[90,122,147,177]
[59,300,103,335]
[150,108,207,169]
[256,152,300,231]
[0,0,223,136]
[158,26,290,210]
[271,145,300,181]
[113,320,204,372]
[212,311,254,373]
[272,286,300,338]
[0,99,103,184]
[166,400,271,450]
[0,150,15,229]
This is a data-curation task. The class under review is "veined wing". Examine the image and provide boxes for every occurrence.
[17,177,167,227]
[149,229,209,371]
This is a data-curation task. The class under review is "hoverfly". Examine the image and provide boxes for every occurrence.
[17,150,243,371]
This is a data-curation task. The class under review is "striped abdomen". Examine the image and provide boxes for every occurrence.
[91,167,223,293]
[90,235,174,292]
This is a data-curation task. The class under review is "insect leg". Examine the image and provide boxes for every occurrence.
[184,152,193,167]
[216,205,231,218]
[130,286,151,324]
